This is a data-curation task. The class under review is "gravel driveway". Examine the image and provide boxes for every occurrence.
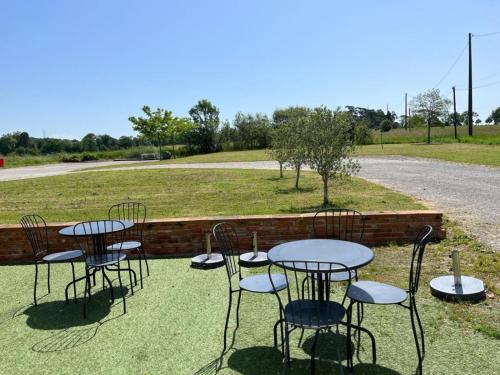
[2,156,499,250]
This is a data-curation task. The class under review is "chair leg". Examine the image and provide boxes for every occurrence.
[83,268,90,319]
[414,299,425,356]
[102,268,114,304]
[222,289,233,353]
[236,289,242,328]
[117,262,126,314]
[346,301,353,372]
[285,323,291,368]
[310,329,320,375]
[410,299,424,375]
[140,246,150,276]
[137,250,144,288]
[356,302,362,344]
[127,258,134,295]
[47,262,51,294]
[70,261,77,304]
[33,263,39,307]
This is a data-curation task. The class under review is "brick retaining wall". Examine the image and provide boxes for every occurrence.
[0,211,444,263]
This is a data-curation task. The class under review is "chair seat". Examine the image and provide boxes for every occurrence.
[86,253,126,267]
[348,281,407,305]
[284,299,346,329]
[239,274,287,293]
[311,269,357,282]
[106,241,141,251]
[43,250,83,262]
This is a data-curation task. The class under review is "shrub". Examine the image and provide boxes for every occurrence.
[61,155,80,163]
[81,153,98,162]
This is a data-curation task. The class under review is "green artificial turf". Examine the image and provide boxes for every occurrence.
[0,168,423,224]
[0,236,498,374]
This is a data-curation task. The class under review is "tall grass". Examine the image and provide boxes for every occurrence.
[373,124,500,145]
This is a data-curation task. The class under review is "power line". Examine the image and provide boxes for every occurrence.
[433,43,468,88]
[474,31,500,38]
[456,79,500,90]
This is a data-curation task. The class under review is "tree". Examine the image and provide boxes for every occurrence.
[118,136,135,149]
[380,119,392,132]
[233,112,271,149]
[305,107,360,206]
[129,106,188,159]
[17,132,30,149]
[487,106,500,124]
[411,89,451,144]
[271,107,310,187]
[81,133,98,152]
[188,99,220,153]
[475,119,481,125]
[485,116,493,125]
[460,110,479,126]
[0,135,17,155]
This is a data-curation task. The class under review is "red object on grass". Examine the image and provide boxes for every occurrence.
[0,158,4,168]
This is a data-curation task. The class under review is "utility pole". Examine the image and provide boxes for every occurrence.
[452,86,457,139]
[408,108,411,131]
[452,86,458,139]
[468,32,473,136]
[405,93,408,131]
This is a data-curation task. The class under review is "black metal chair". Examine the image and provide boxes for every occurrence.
[20,214,83,306]
[212,222,288,353]
[346,225,433,374]
[269,260,352,374]
[312,208,365,282]
[107,202,149,288]
[73,220,129,318]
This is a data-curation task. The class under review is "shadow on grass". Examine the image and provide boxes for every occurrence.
[23,287,129,352]
[275,186,317,194]
[301,331,352,362]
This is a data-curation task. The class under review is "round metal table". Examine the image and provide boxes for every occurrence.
[268,239,374,301]
[59,220,133,255]
[268,239,374,271]
[59,219,135,299]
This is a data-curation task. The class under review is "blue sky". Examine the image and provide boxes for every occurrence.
[1,0,499,139]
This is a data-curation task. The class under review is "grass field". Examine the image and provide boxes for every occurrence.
[80,142,500,171]
[357,143,500,166]
[0,169,423,224]
[374,124,500,145]
[0,223,497,374]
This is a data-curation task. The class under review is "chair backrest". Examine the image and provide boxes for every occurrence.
[108,202,146,241]
[212,222,241,282]
[409,225,433,294]
[20,214,49,259]
[268,260,351,329]
[313,208,365,243]
[73,220,126,259]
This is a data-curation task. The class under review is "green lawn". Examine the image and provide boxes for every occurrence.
[374,124,500,145]
[0,225,497,374]
[357,143,500,167]
[0,169,423,224]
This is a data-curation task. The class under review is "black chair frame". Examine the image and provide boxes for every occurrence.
[212,222,284,354]
[108,202,149,288]
[269,260,374,374]
[20,214,80,306]
[72,220,136,318]
[347,225,433,374]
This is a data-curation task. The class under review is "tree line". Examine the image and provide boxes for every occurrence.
[2,95,499,157]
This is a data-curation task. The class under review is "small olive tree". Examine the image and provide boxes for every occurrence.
[271,107,310,187]
[305,107,360,206]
